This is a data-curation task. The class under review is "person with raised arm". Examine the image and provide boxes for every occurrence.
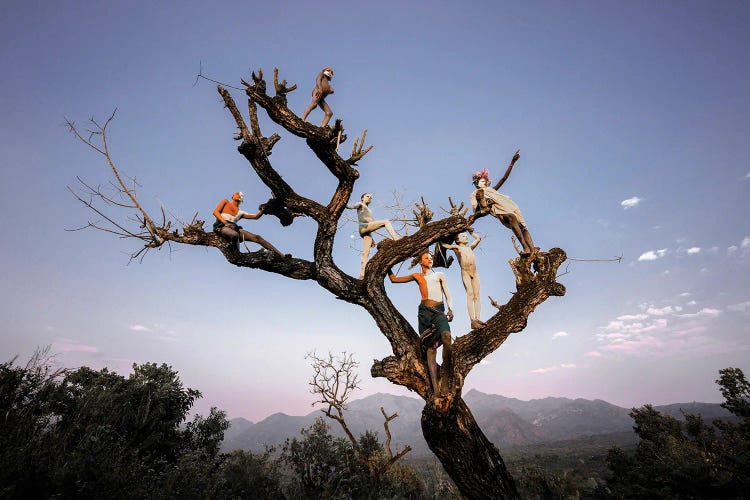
[471,150,537,257]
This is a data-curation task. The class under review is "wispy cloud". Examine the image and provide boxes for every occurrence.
[638,248,668,261]
[552,331,568,340]
[531,363,577,374]
[677,308,721,319]
[728,302,750,312]
[617,313,648,321]
[595,303,725,358]
[646,306,682,316]
[129,323,180,342]
[585,351,602,357]
[686,247,701,255]
[729,236,750,256]
[621,196,642,209]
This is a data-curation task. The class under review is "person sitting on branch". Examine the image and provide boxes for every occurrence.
[442,229,484,329]
[388,253,453,395]
[471,149,537,257]
[301,67,335,127]
[347,193,400,279]
[213,191,290,257]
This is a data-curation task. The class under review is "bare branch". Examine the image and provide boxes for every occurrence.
[452,248,567,378]
[347,129,374,165]
[272,67,297,95]
[380,406,412,461]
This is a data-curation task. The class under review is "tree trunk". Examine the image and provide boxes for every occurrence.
[422,398,520,499]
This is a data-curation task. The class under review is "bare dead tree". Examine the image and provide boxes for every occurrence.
[378,406,411,464]
[307,351,411,481]
[68,67,567,499]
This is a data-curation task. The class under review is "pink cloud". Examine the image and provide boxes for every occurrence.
[616,313,648,321]
[603,336,663,354]
[677,308,721,319]
[596,302,726,359]
[52,341,98,353]
[646,306,681,316]
[585,351,602,357]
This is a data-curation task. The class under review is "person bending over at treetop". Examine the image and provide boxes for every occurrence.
[347,193,400,279]
[388,253,454,395]
[213,191,290,257]
[471,149,537,257]
[442,229,484,330]
[301,67,334,127]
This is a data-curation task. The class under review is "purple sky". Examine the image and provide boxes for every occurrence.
[1,0,749,422]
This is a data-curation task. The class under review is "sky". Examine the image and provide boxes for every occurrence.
[1,0,749,423]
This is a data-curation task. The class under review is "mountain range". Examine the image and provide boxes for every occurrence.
[221,390,733,456]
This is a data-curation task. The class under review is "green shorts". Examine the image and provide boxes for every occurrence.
[418,303,450,349]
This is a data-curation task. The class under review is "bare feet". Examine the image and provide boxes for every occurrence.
[470,319,486,329]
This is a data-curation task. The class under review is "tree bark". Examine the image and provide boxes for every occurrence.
[422,399,520,499]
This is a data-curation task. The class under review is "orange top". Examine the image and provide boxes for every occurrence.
[215,199,239,217]
[411,273,429,301]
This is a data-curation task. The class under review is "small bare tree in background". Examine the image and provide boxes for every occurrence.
[307,351,411,482]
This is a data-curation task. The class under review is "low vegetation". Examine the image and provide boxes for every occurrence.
[2,350,747,498]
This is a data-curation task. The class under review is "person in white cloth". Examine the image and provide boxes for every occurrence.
[471,150,537,257]
[212,191,289,257]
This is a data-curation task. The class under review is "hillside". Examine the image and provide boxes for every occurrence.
[221,390,733,455]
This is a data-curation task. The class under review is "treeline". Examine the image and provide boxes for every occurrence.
[603,367,750,499]
[2,351,748,499]
[0,351,448,499]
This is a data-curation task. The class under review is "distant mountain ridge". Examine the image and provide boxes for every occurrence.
[221,389,733,455]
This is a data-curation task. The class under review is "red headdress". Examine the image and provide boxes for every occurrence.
[472,168,491,186]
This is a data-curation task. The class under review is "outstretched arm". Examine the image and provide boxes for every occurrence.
[346,202,362,210]
[388,269,415,284]
[441,243,459,250]
[469,229,481,250]
[492,149,521,190]
[240,207,264,220]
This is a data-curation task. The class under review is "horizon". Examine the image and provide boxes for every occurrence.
[2,1,748,423]
[226,387,724,423]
